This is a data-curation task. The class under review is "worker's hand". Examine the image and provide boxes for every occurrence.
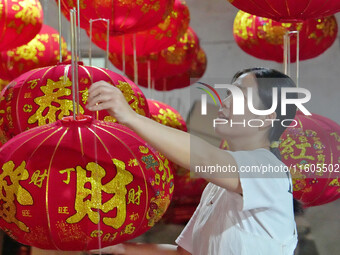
[86,81,137,125]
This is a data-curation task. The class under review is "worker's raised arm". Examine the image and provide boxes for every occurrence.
[86,81,241,194]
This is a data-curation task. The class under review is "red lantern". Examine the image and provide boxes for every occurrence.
[0,0,43,51]
[0,115,174,250]
[57,0,174,36]
[0,24,70,81]
[227,0,340,22]
[0,63,150,146]
[137,47,207,91]
[147,99,208,224]
[110,27,199,81]
[89,0,190,56]
[279,111,340,207]
[147,99,187,132]
[233,11,338,63]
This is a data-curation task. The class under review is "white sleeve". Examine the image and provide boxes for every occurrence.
[227,150,290,211]
[175,203,200,253]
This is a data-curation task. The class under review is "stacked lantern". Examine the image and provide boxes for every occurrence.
[0,0,43,51]
[233,11,338,62]
[89,0,190,56]
[57,0,175,35]
[147,99,207,223]
[0,115,174,250]
[279,111,340,207]
[111,27,198,79]
[227,0,340,22]
[0,24,70,81]
[110,27,202,90]
[0,63,150,146]
[136,47,207,91]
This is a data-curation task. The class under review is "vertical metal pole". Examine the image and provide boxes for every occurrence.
[58,0,63,63]
[283,31,300,88]
[283,32,288,75]
[70,9,76,120]
[76,0,81,60]
[88,19,110,68]
[72,8,80,117]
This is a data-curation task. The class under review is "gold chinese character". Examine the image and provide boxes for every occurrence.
[66,159,133,229]
[128,158,138,167]
[90,230,103,238]
[79,88,89,104]
[102,232,117,242]
[28,77,84,126]
[121,223,135,235]
[280,136,315,161]
[22,210,32,217]
[24,92,32,98]
[27,79,40,90]
[0,161,33,232]
[129,212,139,221]
[29,169,48,188]
[59,168,75,184]
[58,207,69,214]
[128,186,142,205]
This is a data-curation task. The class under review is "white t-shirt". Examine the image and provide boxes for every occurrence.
[175,148,298,255]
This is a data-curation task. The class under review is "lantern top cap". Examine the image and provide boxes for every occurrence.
[61,115,93,126]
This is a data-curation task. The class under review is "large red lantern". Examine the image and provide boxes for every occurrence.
[0,63,150,146]
[233,11,338,63]
[0,0,43,51]
[0,24,70,81]
[0,115,174,250]
[137,47,207,91]
[57,0,174,36]
[227,0,340,22]
[147,99,208,224]
[279,111,340,207]
[89,0,190,56]
[110,27,199,81]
